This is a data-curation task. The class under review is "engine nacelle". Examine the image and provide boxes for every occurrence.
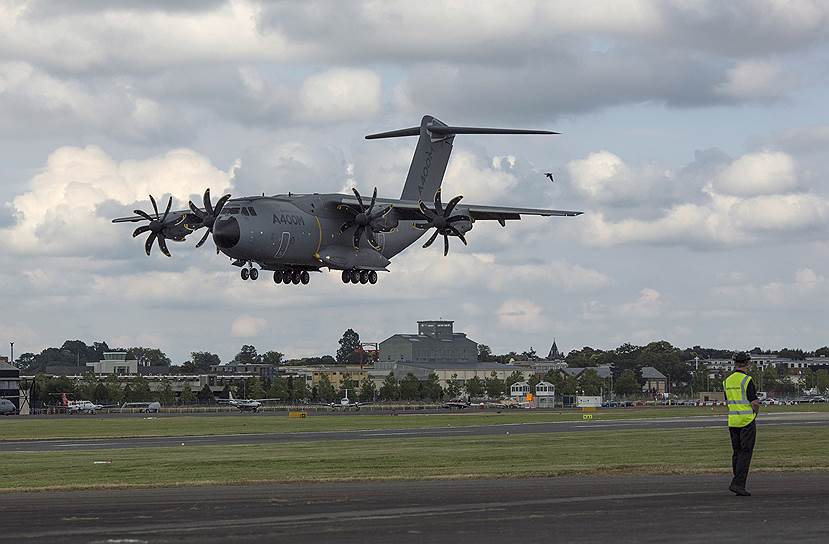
[450,207,473,235]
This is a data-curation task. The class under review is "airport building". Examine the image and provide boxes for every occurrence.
[0,360,20,411]
[86,352,139,375]
[562,365,668,394]
[379,321,478,364]
[370,360,534,388]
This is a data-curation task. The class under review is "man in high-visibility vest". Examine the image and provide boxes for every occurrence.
[724,352,760,496]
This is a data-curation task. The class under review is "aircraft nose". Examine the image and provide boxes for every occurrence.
[213,216,240,249]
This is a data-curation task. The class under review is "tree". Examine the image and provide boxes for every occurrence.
[379,372,400,401]
[16,352,36,370]
[248,378,265,399]
[485,372,505,398]
[565,347,604,368]
[544,370,566,393]
[477,344,495,362]
[399,373,421,401]
[198,384,214,404]
[180,382,196,404]
[131,376,152,402]
[126,347,171,367]
[801,368,816,390]
[814,346,829,358]
[816,369,829,394]
[317,375,336,402]
[358,376,376,402]
[189,352,220,372]
[520,347,539,361]
[578,368,603,396]
[158,378,175,405]
[121,383,135,403]
[105,374,122,404]
[291,378,310,402]
[338,373,359,400]
[465,376,485,398]
[421,373,443,401]
[261,351,284,366]
[760,366,781,393]
[93,382,109,403]
[232,345,260,365]
[504,370,524,389]
[268,377,289,400]
[445,373,462,399]
[336,329,361,364]
[614,370,639,397]
[79,371,98,400]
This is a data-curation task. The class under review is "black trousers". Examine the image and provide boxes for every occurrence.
[729,421,756,489]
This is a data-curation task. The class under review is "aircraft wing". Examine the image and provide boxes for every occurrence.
[334,196,582,223]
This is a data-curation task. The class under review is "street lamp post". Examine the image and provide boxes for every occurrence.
[9,342,13,366]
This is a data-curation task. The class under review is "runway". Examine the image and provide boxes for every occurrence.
[2,473,828,543]
[4,411,828,452]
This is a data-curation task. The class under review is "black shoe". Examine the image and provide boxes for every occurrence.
[729,484,751,496]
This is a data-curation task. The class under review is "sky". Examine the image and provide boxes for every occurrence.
[1,0,828,363]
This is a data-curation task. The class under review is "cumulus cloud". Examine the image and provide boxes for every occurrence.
[231,315,267,337]
[714,60,792,101]
[567,151,673,205]
[298,68,381,123]
[1,146,236,255]
[712,151,798,196]
[497,299,547,332]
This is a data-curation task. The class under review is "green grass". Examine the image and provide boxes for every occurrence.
[3,405,825,441]
[2,426,828,492]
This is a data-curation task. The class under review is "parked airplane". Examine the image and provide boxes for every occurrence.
[218,391,279,412]
[330,390,362,411]
[443,399,470,410]
[120,401,161,413]
[0,398,17,415]
[61,393,104,414]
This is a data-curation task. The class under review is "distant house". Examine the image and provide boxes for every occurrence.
[641,366,667,394]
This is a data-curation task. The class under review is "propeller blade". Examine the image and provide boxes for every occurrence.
[353,226,364,249]
[443,233,450,256]
[444,195,463,216]
[418,201,437,220]
[157,234,171,257]
[434,188,443,214]
[423,230,439,248]
[447,225,468,245]
[339,221,353,234]
[134,209,154,222]
[149,195,160,219]
[370,205,393,221]
[144,232,156,256]
[132,225,151,238]
[368,187,377,214]
[214,194,231,216]
[188,201,205,219]
[352,188,365,210]
[203,188,213,216]
[366,229,381,251]
[195,228,211,248]
[161,196,172,223]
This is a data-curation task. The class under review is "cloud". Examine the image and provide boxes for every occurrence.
[1,145,236,256]
[712,151,798,196]
[497,299,546,332]
[298,68,381,123]
[567,151,673,205]
[714,60,792,101]
[231,315,267,338]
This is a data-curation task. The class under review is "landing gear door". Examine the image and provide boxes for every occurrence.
[274,231,291,258]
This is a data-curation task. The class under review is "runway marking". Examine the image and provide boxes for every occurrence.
[364,430,472,437]
[10,490,712,539]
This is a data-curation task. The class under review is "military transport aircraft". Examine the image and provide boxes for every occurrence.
[113,115,582,286]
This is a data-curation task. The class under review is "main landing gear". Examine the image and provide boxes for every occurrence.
[341,269,378,285]
[272,269,310,286]
[240,266,258,281]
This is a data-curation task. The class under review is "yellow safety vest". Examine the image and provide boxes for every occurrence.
[723,371,756,428]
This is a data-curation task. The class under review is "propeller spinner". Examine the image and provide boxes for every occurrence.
[132,195,175,257]
[339,187,393,251]
[188,188,231,253]
[416,189,470,256]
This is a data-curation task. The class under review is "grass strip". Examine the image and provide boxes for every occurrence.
[2,425,827,492]
[3,405,825,441]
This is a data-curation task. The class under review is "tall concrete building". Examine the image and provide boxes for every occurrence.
[379,321,478,364]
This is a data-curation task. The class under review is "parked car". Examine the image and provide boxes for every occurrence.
[809,396,827,403]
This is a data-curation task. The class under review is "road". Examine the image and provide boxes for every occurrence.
[4,411,828,452]
[1,473,828,543]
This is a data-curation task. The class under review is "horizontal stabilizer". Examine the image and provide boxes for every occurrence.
[366,124,558,139]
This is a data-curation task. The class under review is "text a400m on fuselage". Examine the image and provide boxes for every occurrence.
[112,115,582,287]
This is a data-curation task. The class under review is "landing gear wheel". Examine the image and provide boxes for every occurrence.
[341,270,350,283]
[282,270,292,284]
[368,270,378,284]
[291,271,301,285]
[241,268,250,281]
[359,270,369,284]
[249,268,259,281]
[273,272,283,284]
[300,271,310,285]
[349,270,360,284]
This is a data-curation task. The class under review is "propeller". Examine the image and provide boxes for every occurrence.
[415,189,470,256]
[132,195,174,257]
[339,187,393,250]
[188,188,232,253]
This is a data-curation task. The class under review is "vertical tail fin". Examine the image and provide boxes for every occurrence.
[61,393,68,407]
[366,115,557,202]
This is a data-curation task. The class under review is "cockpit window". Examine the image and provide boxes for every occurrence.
[223,207,240,215]
[241,207,249,216]
[248,207,257,216]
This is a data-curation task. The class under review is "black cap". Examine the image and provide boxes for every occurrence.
[733,352,751,364]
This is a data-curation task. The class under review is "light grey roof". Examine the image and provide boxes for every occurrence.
[561,366,612,379]
[641,366,666,379]
[377,361,522,372]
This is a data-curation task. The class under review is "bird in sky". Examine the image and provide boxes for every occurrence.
[544,172,555,182]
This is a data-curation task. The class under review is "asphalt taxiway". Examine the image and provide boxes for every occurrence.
[2,473,828,543]
[4,411,828,452]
